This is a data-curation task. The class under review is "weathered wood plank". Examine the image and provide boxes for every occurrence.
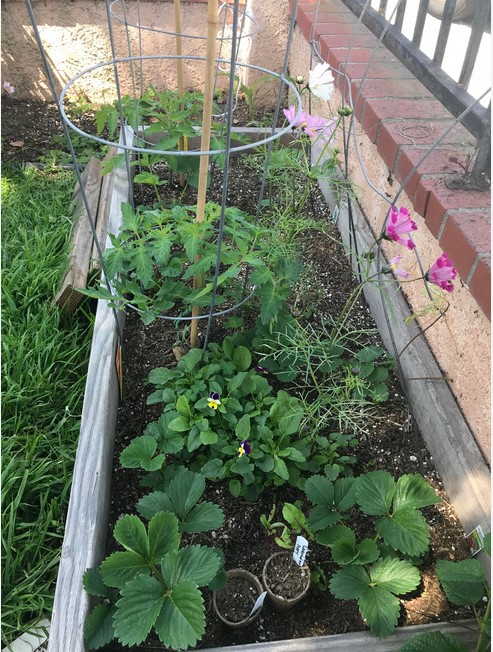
[314,141,491,580]
[138,126,298,153]
[55,158,102,312]
[90,147,118,272]
[201,619,478,651]
[47,131,132,652]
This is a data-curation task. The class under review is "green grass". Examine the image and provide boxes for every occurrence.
[1,166,95,647]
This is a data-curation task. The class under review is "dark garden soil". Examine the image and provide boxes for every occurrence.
[1,98,477,651]
[214,572,263,625]
[0,95,279,167]
[102,176,474,652]
[1,96,102,164]
[263,552,310,602]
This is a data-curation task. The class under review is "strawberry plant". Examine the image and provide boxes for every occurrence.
[83,471,226,650]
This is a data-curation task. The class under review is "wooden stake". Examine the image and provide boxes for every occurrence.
[174,0,184,96]
[174,0,186,188]
[190,0,218,348]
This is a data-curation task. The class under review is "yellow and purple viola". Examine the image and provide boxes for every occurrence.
[207,391,221,410]
[237,440,251,458]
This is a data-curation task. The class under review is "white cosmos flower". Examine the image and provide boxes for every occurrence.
[308,62,334,100]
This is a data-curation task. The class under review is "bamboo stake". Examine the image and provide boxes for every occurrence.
[190,0,218,348]
[174,0,186,188]
[174,0,184,95]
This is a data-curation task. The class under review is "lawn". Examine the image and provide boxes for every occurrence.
[1,165,94,647]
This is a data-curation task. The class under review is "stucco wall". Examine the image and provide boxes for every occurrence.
[288,28,491,461]
[1,0,290,103]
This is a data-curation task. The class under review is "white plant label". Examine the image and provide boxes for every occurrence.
[248,590,267,618]
[465,525,485,555]
[292,535,309,566]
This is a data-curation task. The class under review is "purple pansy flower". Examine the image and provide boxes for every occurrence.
[237,440,251,457]
[208,391,221,410]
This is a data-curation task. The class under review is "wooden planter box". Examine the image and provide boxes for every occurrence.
[47,129,483,652]
[47,130,131,652]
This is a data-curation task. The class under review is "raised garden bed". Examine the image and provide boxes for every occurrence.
[46,130,130,652]
[46,125,486,652]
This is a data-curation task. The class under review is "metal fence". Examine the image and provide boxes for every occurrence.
[339,0,490,186]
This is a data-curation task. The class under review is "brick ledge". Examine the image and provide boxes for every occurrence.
[291,0,491,320]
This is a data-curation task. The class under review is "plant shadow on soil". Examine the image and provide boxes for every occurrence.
[1,98,475,651]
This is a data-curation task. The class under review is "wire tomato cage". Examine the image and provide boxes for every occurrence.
[28,0,304,351]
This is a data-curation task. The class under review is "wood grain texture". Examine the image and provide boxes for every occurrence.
[55,158,102,312]
[314,142,490,580]
[90,147,118,271]
[47,131,133,652]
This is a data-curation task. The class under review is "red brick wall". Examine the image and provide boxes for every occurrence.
[292,0,491,319]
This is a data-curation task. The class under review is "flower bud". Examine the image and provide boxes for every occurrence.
[338,105,353,117]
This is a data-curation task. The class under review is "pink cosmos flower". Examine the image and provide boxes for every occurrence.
[3,81,15,94]
[299,113,327,138]
[426,253,457,292]
[385,255,409,279]
[283,106,338,143]
[385,206,418,250]
[319,117,338,145]
[283,105,306,129]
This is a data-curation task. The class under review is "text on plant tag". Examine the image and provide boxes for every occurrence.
[292,535,309,566]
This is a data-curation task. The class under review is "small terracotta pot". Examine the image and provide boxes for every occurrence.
[213,568,264,629]
[262,551,310,610]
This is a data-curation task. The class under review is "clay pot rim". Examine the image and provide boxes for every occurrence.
[212,568,264,628]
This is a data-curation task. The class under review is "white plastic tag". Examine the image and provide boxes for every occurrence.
[292,535,309,567]
[465,525,485,555]
[248,590,267,618]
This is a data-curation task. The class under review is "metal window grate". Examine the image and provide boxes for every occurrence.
[339,0,491,184]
